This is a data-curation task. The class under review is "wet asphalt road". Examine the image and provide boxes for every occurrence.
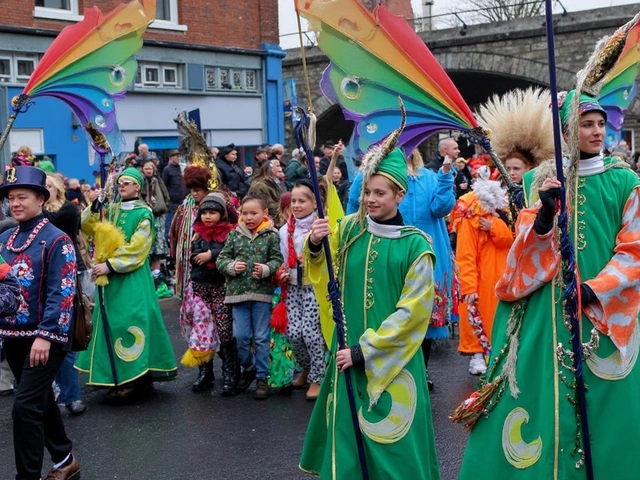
[0,298,476,480]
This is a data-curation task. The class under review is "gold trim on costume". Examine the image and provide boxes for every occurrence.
[375,171,406,192]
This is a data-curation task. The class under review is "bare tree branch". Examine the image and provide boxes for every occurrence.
[447,0,544,24]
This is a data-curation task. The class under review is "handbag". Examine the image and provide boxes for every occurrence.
[152,178,169,216]
[73,273,93,351]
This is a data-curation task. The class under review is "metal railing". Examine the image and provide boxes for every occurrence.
[280,0,569,48]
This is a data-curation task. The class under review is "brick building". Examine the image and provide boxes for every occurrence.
[0,0,284,180]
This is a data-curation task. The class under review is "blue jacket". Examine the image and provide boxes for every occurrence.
[0,215,77,344]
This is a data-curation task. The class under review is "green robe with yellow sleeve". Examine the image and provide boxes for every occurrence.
[460,157,640,479]
[299,214,440,480]
[75,200,177,386]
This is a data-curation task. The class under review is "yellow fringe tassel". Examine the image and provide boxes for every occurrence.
[93,221,126,286]
[181,348,214,367]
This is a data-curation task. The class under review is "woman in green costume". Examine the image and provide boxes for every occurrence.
[75,168,177,401]
[458,86,640,479]
[299,125,440,479]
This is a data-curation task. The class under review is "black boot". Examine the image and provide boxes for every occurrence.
[236,365,256,393]
[219,341,238,397]
[192,359,214,392]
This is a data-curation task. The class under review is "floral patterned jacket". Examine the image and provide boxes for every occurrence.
[0,215,77,344]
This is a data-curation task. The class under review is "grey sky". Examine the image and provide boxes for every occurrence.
[279,0,640,49]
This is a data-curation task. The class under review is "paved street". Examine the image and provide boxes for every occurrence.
[0,298,476,480]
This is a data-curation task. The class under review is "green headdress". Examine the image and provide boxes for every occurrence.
[559,90,607,131]
[358,98,407,220]
[118,167,144,187]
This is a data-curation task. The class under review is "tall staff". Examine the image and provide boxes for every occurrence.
[293,108,370,480]
[544,2,593,478]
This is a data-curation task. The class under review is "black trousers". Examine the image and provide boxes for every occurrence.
[4,338,73,480]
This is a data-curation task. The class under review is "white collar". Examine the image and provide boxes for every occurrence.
[366,215,403,239]
[119,199,144,210]
[578,153,604,176]
[294,212,316,229]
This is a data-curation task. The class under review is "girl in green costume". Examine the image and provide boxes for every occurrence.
[75,168,177,401]
[458,87,640,479]
[299,133,440,479]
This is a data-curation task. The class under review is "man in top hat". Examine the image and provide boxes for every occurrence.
[0,166,80,480]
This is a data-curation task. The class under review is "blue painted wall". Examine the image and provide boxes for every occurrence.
[7,87,96,182]
[261,43,286,145]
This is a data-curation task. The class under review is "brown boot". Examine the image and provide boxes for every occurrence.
[306,382,320,401]
[254,378,269,400]
[45,454,80,480]
[292,370,308,389]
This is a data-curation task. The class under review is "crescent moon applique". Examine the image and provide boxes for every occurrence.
[358,369,417,444]
[326,392,333,428]
[586,323,639,381]
[502,407,543,469]
[114,326,146,362]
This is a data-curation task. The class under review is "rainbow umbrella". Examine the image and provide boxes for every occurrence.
[0,0,156,161]
[296,0,478,155]
[598,17,640,150]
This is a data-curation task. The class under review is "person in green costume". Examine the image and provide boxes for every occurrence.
[299,120,440,479]
[458,85,640,479]
[75,167,177,402]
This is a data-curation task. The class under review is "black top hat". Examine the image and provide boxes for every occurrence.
[0,166,50,201]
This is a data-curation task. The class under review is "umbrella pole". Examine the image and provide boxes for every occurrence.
[96,153,119,387]
[544,1,593,478]
[0,113,18,157]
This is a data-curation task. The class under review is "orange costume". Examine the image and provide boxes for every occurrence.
[451,178,513,355]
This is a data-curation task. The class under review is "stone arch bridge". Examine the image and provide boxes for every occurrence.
[282,3,640,155]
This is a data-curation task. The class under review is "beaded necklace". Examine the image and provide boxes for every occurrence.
[6,217,49,253]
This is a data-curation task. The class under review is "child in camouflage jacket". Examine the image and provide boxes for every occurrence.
[217,194,283,399]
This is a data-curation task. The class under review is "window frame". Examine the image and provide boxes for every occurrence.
[0,56,12,83]
[205,67,218,91]
[245,70,257,92]
[149,0,188,32]
[14,57,36,82]
[33,0,82,21]
[143,65,161,87]
[162,66,178,87]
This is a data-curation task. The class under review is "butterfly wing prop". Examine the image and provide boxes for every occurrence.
[295,0,478,156]
[598,14,640,151]
[19,0,156,155]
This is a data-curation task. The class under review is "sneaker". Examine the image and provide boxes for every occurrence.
[254,378,269,400]
[156,283,173,299]
[236,366,256,392]
[426,370,434,392]
[66,401,87,416]
[468,353,487,376]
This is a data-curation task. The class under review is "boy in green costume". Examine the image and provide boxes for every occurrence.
[299,121,440,479]
[458,84,640,477]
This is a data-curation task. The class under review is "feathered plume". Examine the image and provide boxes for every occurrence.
[357,98,406,220]
[476,88,557,168]
[566,13,640,193]
[583,13,639,94]
[174,111,218,191]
